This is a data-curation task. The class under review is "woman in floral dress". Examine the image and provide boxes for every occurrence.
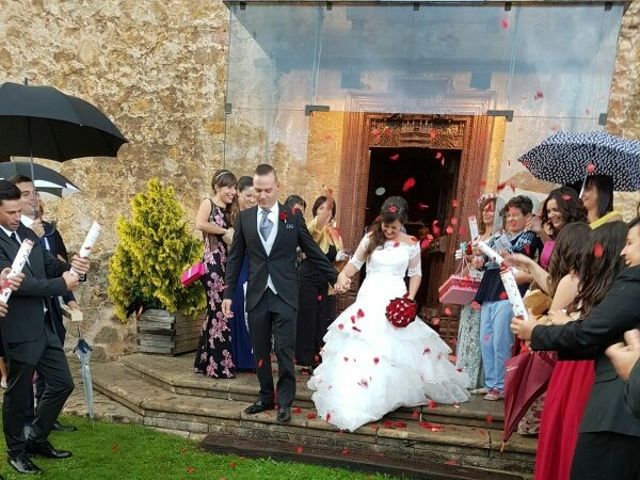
[194,170,239,379]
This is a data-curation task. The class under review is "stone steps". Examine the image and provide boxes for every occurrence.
[91,355,536,478]
[120,353,508,429]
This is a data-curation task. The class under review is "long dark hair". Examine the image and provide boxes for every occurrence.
[584,174,614,218]
[364,196,409,261]
[545,222,590,297]
[541,187,588,239]
[211,169,239,227]
[478,197,497,235]
[568,221,627,315]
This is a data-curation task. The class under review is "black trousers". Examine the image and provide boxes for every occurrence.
[248,288,297,408]
[571,431,640,480]
[3,324,74,457]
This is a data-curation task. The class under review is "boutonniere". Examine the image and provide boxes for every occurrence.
[279,211,288,223]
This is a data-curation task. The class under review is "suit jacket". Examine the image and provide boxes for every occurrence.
[531,265,640,437]
[41,220,75,305]
[0,224,71,363]
[627,360,640,419]
[224,204,338,312]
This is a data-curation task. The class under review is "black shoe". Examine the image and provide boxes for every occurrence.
[8,453,42,474]
[25,440,72,459]
[52,421,78,432]
[244,400,275,415]
[277,407,291,423]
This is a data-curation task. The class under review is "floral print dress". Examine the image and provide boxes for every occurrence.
[194,202,235,379]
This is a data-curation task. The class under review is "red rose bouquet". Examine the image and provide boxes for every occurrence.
[385,296,418,328]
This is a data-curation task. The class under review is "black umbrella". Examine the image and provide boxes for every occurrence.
[0,82,127,161]
[0,162,81,198]
[517,131,640,192]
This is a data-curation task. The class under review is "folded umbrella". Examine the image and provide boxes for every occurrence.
[501,346,556,449]
[517,131,640,191]
[73,338,95,420]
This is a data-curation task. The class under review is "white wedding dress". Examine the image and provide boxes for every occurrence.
[308,235,470,432]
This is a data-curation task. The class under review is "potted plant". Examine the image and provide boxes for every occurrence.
[108,178,206,355]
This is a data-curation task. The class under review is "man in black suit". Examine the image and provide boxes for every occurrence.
[607,329,640,419]
[0,181,89,475]
[10,175,80,434]
[512,217,640,479]
[222,164,349,423]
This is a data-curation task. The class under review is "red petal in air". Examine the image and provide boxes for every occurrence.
[314,354,321,364]
[435,151,443,159]
[257,358,264,368]
[586,163,596,174]
[470,301,481,311]
[427,400,438,409]
[418,202,429,210]
[451,217,458,226]
[402,177,417,193]
[317,294,323,302]
[431,317,440,327]
[499,291,508,300]
[444,307,452,316]
[423,347,431,354]
[373,357,380,364]
[445,225,454,235]
[500,18,509,29]
[343,356,349,362]
[390,153,400,161]
[352,326,362,332]
[452,198,459,208]
[562,194,572,201]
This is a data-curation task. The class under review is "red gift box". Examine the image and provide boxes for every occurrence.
[438,274,481,306]
[180,262,205,287]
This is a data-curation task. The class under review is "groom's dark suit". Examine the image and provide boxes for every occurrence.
[0,224,74,458]
[531,265,640,480]
[224,204,337,409]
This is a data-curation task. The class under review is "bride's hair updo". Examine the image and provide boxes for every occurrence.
[364,196,409,261]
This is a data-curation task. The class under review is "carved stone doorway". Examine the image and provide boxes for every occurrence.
[337,113,495,314]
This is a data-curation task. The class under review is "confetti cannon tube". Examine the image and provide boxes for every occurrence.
[0,239,34,303]
[71,222,102,276]
[499,266,528,318]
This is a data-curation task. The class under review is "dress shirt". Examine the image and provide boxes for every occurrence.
[257,202,279,293]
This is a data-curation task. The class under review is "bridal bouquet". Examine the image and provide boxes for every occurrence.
[385,296,418,328]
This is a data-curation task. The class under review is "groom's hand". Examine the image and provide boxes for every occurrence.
[221,299,234,318]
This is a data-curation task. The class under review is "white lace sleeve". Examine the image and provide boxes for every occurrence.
[348,234,370,270]
[407,242,422,277]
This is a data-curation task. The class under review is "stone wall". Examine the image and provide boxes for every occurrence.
[608,0,640,220]
[0,0,231,359]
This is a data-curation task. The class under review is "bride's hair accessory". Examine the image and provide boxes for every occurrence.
[385,295,418,328]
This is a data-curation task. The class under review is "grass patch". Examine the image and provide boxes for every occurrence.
[0,416,398,479]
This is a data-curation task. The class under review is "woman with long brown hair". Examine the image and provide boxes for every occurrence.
[194,169,239,379]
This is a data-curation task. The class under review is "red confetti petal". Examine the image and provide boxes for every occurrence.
[435,151,443,159]
[499,291,508,300]
[292,406,302,414]
[402,177,417,193]
[307,412,317,419]
[394,421,407,428]
[412,409,420,419]
[352,326,362,332]
[534,90,544,100]
[470,301,481,311]
[486,415,494,424]
[342,448,350,456]
[420,237,432,250]
[500,18,509,29]
[562,194,572,201]
[593,242,604,258]
[373,357,380,364]
[337,323,344,330]
[357,308,365,318]
[390,153,400,161]
[343,356,349,362]
[431,317,440,327]
[325,412,332,422]
[257,358,264,368]
[444,307,452,316]
[586,163,596,174]
[446,459,459,466]
[483,334,491,342]
[427,400,438,409]
[393,241,400,248]
[317,294,323,302]
[423,347,431,354]
[452,198,459,208]
[445,225,454,235]
[295,446,304,454]
[418,202,429,210]
[351,315,356,323]
[187,466,196,474]
[451,217,458,226]
[314,354,321,364]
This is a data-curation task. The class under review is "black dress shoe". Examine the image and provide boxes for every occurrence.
[244,400,275,415]
[277,407,291,423]
[52,421,78,432]
[8,453,42,474]
[25,440,72,459]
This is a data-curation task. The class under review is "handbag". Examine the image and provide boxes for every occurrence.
[438,257,481,306]
[180,261,205,287]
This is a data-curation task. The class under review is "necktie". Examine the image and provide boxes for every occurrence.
[259,208,273,241]
[9,233,20,246]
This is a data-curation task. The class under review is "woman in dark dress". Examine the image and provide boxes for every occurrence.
[194,170,239,379]
[295,195,343,371]
[230,176,256,371]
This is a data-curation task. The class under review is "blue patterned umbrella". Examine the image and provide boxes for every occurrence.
[517,131,640,191]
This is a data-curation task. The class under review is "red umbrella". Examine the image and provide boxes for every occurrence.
[501,344,557,450]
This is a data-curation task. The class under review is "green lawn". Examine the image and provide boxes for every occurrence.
[0,416,397,479]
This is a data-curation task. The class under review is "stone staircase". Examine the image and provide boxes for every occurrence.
[89,354,536,479]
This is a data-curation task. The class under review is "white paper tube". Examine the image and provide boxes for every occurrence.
[0,239,34,303]
[468,215,479,241]
[477,240,505,265]
[78,222,102,258]
[499,267,528,318]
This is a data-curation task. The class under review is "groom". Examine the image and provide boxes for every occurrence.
[222,164,346,422]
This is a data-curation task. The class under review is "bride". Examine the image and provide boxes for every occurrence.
[308,196,470,432]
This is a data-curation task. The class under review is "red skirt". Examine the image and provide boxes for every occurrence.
[534,360,594,480]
